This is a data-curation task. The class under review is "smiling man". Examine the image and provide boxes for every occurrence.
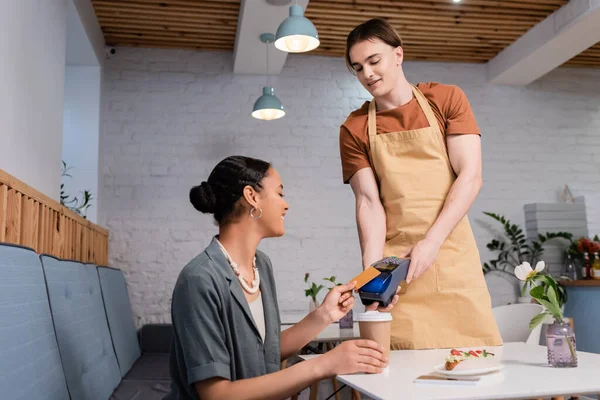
[339,18,502,351]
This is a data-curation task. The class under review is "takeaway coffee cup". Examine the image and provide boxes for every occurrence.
[355,311,393,361]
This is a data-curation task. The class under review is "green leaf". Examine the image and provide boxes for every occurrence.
[547,285,559,309]
[534,274,562,306]
[529,312,549,330]
[521,282,529,297]
[529,285,544,300]
[537,298,562,320]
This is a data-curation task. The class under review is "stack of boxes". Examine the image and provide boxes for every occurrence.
[524,200,588,276]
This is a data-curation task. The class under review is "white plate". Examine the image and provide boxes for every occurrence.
[433,363,504,376]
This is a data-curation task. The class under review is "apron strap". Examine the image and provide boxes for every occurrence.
[367,84,449,163]
[411,85,442,136]
[368,100,377,138]
[368,85,441,138]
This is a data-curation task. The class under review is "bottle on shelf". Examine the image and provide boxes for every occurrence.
[561,254,578,281]
[583,252,591,280]
[592,252,600,280]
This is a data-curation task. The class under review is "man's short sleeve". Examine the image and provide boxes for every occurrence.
[172,275,230,385]
[339,124,371,184]
[442,85,480,136]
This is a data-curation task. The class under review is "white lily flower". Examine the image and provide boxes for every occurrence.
[515,261,545,281]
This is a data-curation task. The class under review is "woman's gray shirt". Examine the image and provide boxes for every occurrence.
[164,238,281,400]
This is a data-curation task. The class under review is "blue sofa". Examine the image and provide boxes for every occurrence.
[0,243,171,400]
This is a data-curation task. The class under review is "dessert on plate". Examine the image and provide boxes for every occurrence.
[445,348,498,371]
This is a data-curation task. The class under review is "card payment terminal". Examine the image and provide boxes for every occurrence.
[358,256,410,308]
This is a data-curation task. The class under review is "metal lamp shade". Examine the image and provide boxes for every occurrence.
[274,4,319,53]
[252,86,285,120]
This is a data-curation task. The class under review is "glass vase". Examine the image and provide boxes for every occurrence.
[546,321,577,368]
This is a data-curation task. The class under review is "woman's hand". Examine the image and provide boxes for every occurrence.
[316,282,356,324]
[320,339,387,377]
[401,237,441,284]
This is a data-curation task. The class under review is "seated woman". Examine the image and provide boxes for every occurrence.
[165,155,389,400]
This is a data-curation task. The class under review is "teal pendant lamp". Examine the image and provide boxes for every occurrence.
[274,3,319,53]
[252,33,285,121]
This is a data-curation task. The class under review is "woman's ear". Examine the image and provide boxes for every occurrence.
[395,46,404,66]
[242,185,259,209]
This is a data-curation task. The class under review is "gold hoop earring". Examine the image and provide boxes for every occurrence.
[250,207,263,219]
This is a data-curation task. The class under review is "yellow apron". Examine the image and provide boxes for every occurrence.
[367,85,502,350]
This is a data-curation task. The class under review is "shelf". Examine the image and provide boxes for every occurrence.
[560,279,600,287]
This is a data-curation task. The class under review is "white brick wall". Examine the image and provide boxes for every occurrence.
[99,47,600,327]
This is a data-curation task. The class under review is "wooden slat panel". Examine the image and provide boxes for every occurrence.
[32,200,40,251]
[6,190,22,245]
[0,184,7,242]
[72,220,77,260]
[20,197,35,249]
[91,0,599,66]
[0,169,109,264]
[82,224,88,263]
[90,230,97,264]
[38,204,46,254]
[0,170,107,233]
[55,213,64,258]
[51,211,58,256]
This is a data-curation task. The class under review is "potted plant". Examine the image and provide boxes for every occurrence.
[515,261,577,368]
[60,161,94,219]
[304,273,324,312]
[481,212,572,303]
[324,275,354,328]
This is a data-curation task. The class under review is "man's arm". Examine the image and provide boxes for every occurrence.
[426,134,482,247]
[349,168,386,270]
[404,134,483,283]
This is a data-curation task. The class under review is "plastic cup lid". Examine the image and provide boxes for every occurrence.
[355,310,393,322]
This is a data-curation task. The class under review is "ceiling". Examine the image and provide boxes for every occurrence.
[91,0,599,68]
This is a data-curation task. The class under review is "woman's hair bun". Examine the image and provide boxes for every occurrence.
[189,181,217,214]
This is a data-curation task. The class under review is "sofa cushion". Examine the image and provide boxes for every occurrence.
[0,244,69,400]
[139,323,173,354]
[124,353,170,381]
[41,255,121,400]
[98,266,142,377]
[110,379,171,400]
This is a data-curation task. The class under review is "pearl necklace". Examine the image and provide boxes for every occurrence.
[216,239,260,294]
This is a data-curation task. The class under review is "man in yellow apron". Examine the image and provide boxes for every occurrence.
[340,19,502,350]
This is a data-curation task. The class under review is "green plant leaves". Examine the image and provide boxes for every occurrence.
[547,285,559,308]
[536,298,562,321]
[529,312,550,330]
[482,212,574,280]
[529,284,544,299]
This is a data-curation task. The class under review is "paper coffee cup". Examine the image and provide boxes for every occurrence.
[355,311,393,361]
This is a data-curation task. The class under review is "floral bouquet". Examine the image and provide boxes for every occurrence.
[568,235,600,260]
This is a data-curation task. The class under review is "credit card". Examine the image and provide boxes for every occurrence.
[348,266,381,290]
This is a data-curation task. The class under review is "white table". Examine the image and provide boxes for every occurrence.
[301,343,600,400]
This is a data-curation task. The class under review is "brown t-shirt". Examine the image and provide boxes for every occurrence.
[339,82,480,183]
